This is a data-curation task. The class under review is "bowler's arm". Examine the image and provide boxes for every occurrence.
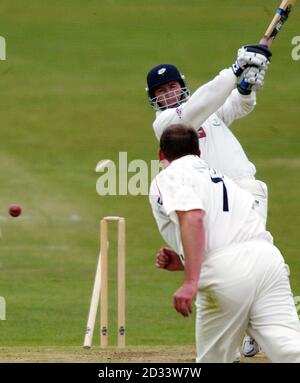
[173,209,205,317]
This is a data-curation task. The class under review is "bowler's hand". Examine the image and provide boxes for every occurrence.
[173,283,197,317]
[156,247,184,271]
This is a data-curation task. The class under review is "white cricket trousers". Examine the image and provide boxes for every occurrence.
[195,240,300,363]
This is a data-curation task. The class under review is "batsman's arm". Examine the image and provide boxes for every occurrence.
[216,89,256,127]
[179,46,269,127]
[180,68,236,129]
[153,68,236,139]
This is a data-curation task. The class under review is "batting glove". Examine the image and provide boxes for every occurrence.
[232,44,272,77]
[238,66,267,94]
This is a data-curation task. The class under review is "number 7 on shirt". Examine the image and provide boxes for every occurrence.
[210,176,229,212]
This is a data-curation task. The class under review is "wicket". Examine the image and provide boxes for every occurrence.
[83,216,126,349]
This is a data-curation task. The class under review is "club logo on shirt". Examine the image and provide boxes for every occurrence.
[212,118,221,127]
[157,197,163,206]
[176,107,182,118]
[197,127,206,138]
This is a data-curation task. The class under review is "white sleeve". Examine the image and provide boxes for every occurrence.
[216,89,256,127]
[179,68,237,129]
[153,68,237,140]
[149,179,182,254]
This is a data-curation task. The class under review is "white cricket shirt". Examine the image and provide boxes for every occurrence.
[149,155,272,261]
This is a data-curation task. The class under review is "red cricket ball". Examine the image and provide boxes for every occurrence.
[9,205,22,218]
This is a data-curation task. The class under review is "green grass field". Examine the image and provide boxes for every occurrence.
[0,0,299,360]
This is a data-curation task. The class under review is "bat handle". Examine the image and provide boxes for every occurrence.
[260,37,273,47]
[237,79,252,95]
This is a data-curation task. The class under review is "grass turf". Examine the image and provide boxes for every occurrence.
[0,0,299,352]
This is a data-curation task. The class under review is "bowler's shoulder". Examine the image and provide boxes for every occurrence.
[172,155,208,171]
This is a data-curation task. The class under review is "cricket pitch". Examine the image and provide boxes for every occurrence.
[0,346,269,363]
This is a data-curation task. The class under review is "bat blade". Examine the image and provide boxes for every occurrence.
[238,0,296,94]
[260,0,297,46]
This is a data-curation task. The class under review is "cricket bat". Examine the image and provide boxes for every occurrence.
[239,0,296,94]
[260,0,296,47]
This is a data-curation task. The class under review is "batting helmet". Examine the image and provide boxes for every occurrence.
[146,64,190,111]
